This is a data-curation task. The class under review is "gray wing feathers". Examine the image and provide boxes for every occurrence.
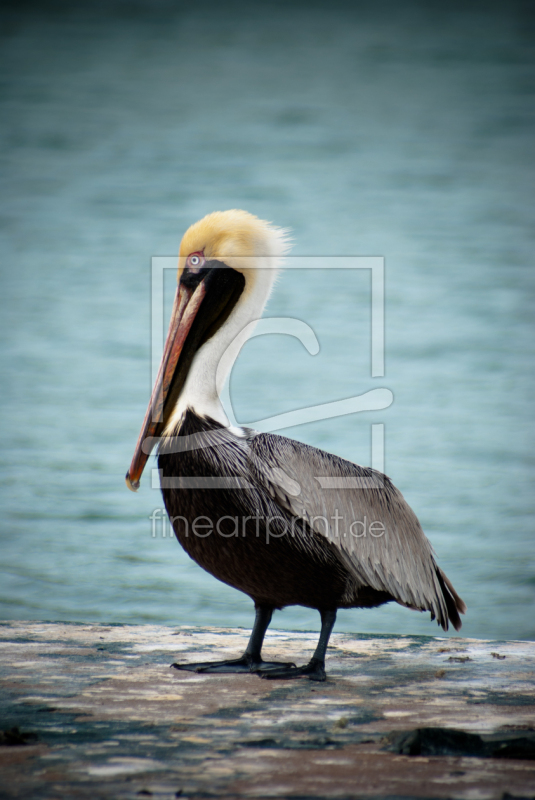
[248,433,464,631]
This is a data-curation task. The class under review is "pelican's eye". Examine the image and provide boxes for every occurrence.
[186,252,205,270]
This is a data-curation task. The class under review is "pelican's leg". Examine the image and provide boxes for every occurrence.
[258,609,337,682]
[171,604,296,674]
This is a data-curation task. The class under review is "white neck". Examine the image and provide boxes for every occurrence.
[163,267,278,434]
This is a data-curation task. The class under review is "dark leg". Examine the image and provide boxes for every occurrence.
[259,609,337,682]
[171,604,296,674]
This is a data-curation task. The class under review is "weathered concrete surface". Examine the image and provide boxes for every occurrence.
[0,621,534,799]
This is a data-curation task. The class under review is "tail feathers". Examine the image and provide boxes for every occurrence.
[436,567,467,632]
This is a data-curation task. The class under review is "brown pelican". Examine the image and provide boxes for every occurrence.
[126,209,466,681]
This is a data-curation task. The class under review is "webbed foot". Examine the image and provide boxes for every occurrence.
[171,653,296,674]
[258,656,326,682]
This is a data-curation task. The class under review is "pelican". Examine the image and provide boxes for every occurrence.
[126,209,466,682]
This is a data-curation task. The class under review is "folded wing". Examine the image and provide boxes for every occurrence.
[248,432,466,631]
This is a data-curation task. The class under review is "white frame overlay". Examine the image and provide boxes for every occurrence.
[149,256,391,490]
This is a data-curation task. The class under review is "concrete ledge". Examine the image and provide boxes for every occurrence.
[0,621,534,798]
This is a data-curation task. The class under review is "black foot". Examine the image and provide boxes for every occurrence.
[258,657,326,682]
[171,653,296,675]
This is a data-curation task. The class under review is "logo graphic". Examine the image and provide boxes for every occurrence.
[149,256,392,492]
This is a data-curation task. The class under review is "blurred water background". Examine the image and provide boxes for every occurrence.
[1,0,533,640]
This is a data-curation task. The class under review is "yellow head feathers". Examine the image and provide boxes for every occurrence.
[178,209,291,276]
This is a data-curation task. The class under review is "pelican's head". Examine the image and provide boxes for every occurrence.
[126,210,291,491]
[178,208,289,275]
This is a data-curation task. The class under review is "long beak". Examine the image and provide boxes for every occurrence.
[125,280,207,491]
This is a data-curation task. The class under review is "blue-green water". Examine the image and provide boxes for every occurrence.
[0,1,533,640]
